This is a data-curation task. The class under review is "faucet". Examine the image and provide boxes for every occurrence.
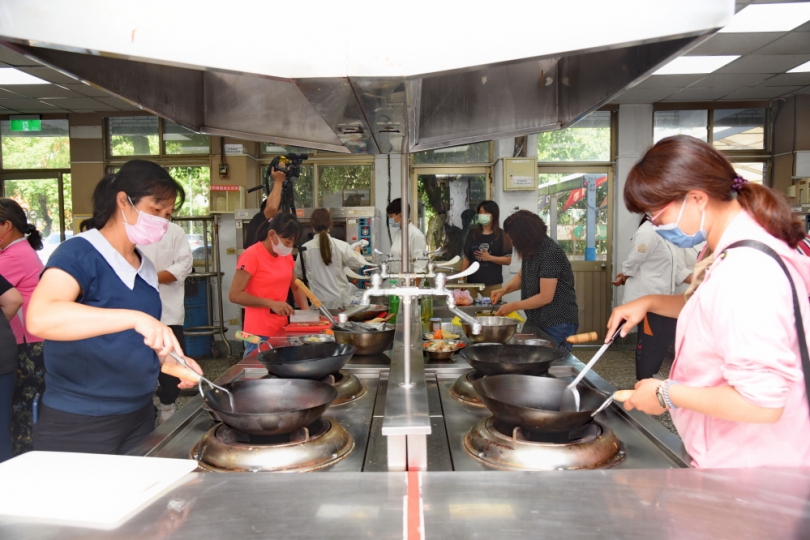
[362,263,482,387]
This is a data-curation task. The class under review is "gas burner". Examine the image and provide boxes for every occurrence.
[464,416,626,471]
[193,416,354,473]
[450,370,555,407]
[262,370,365,405]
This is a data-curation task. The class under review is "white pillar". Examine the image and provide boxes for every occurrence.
[374,154,402,255]
[614,104,653,308]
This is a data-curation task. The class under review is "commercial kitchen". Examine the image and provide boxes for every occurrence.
[1,1,810,538]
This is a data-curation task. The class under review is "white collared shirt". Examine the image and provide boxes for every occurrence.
[137,222,193,325]
[295,234,368,308]
[77,228,159,291]
[621,220,692,304]
[389,223,428,273]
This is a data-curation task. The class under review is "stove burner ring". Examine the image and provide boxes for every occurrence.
[450,369,556,407]
[492,419,600,444]
[217,417,331,445]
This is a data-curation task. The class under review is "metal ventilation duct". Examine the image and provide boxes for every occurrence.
[0,0,734,153]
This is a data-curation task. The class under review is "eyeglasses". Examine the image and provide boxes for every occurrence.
[645,201,674,225]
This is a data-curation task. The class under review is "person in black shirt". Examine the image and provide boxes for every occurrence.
[244,166,286,249]
[460,201,511,298]
[492,211,579,350]
[0,275,22,462]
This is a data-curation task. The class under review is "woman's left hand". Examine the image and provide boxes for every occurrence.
[160,353,204,389]
[623,378,667,415]
[495,302,518,317]
[475,250,494,262]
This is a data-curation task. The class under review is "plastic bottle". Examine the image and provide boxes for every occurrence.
[420,279,433,333]
[387,280,399,324]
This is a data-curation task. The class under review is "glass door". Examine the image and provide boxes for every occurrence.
[1,171,72,264]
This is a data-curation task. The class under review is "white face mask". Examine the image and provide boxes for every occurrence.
[270,233,294,256]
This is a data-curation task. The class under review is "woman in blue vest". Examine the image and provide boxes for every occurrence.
[26,160,203,454]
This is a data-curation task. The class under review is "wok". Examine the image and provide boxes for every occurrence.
[333,324,396,355]
[337,304,387,322]
[204,378,338,436]
[460,344,566,376]
[474,374,608,432]
[462,316,518,344]
[258,343,356,379]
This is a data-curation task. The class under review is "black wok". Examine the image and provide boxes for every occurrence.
[474,374,608,432]
[204,378,337,436]
[258,343,356,379]
[459,344,566,376]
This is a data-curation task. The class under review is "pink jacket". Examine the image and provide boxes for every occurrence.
[0,240,43,344]
[671,210,810,468]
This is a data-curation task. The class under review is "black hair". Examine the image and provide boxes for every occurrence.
[311,208,333,265]
[472,200,502,240]
[503,210,547,259]
[386,198,410,216]
[81,160,185,231]
[256,212,301,243]
[0,198,43,251]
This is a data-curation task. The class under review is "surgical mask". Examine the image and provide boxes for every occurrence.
[122,197,169,245]
[477,214,492,226]
[653,198,707,248]
[270,234,294,257]
[388,217,400,229]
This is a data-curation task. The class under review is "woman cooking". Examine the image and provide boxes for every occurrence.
[460,200,512,298]
[491,210,579,350]
[608,135,810,468]
[229,212,310,357]
[294,208,368,309]
[26,161,203,454]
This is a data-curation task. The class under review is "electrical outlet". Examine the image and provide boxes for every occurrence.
[228,319,239,326]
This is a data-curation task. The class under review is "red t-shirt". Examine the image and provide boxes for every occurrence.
[238,242,295,336]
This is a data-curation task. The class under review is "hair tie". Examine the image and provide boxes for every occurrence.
[315,225,328,232]
[731,175,747,193]
[25,224,35,234]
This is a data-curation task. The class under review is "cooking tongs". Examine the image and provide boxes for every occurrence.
[167,351,235,412]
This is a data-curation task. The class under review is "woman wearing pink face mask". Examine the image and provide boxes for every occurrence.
[26,160,203,454]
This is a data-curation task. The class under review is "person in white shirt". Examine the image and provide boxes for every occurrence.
[295,208,369,309]
[612,216,692,380]
[386,198,427,275]
[138,221,193,422]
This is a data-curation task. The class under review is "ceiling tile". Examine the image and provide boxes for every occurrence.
[0,84,83,98]
[686,33,785,56]
[716,54,810,73]
[792,85,810,93]
[755,32,810,54]
[722,84,802,99]
[610,87,680,104]
[795,20,810,32]
[14,66,79,85]
[691,73,769,87]
[39,97,108,110]
[761,72,810,85]
[632,74,706,90]
[664,87,741,101]
[96,96,140,110]
[0,45,39,66]
[61,83,114,98]
[0,98,65,112]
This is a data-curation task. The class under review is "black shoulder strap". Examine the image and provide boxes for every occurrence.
[298,245,309,287]
[723,240,810,413]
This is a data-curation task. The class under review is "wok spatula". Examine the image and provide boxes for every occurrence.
[560,323,625,412]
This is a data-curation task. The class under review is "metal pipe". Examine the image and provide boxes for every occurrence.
[400,153,409,275]
[401,297,412,387]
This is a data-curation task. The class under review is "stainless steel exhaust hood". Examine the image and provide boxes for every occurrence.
[0,1,734,154]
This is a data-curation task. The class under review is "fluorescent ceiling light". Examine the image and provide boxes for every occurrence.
[0,68,50,85]
[720,3,810,33]
[788,60,810,73]
[653,56,739,75]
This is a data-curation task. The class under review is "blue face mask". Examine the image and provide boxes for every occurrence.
[653,198,706,248]
[388,217,400,229]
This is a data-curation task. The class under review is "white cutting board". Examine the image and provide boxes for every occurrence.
[0,451,198,529]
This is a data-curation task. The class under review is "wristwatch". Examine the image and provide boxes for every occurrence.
[655,383,668,410]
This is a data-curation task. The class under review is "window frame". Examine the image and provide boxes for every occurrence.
[105,115,212,161]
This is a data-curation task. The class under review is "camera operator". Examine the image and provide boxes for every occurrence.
[244,165,285,249]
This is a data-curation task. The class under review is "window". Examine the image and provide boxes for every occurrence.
[413,142,491,164]
[654,110,708,143]
[163,121,210,155]
[537,111,611,162]
[263,143,317,155]
[319,165,372,207]
[1,119,70,169]
[166,166,211,216]
[109,116,159,156]
[259,165,314,208]
[538,172,608,261]
[731,162,766,184]
[712,108,765,151]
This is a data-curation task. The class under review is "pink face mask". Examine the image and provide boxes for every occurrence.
[122,196,169,245]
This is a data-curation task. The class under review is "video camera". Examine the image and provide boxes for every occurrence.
[248,153,309,214]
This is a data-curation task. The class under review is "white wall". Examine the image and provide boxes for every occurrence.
[614,104,653,308]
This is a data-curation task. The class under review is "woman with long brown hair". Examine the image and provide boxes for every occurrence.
[294,208,368,309]
[460,200,512,298]
[608,135,810,468]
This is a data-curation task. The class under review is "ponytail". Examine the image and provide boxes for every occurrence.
[310,208,333,265]
[318,230,332,266]
[737,182,806,249]
[0,198,43,251]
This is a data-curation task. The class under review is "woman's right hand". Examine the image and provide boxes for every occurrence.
[606,297,650,342]
[134,314,184,358]
[268,300,294,316]
[490,288,505,305]
[611,273,627,286]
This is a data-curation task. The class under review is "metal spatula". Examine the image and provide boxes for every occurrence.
[166,351,236,412]
[560,323,625,412]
